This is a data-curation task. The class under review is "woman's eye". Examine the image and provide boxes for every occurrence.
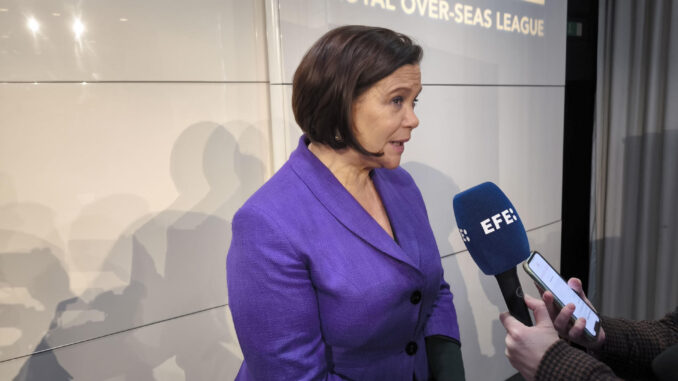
[413,97,419,107]
[392,96,403,105]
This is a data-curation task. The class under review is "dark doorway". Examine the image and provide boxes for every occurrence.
[560,0,599,292]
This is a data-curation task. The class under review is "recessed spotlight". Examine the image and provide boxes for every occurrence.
[73,19,85,39]
[27,17,40,33]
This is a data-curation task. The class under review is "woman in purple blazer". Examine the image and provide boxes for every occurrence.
[227,25,464,380]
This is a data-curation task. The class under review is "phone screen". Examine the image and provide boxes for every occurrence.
[527,253,599,337]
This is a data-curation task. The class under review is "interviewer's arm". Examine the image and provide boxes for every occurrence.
[535,339,619,380]
[593,309,678,379]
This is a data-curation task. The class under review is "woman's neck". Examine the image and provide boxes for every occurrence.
[308,141,374,191]
[308,141,394,239]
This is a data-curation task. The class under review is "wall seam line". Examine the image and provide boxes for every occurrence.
[441,219,562,258]
[0,303,229,364]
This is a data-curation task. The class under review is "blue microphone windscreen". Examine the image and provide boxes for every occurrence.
[453,182,530,275]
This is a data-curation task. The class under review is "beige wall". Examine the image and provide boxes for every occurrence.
[0,0,566,379]
[0,0,268,379]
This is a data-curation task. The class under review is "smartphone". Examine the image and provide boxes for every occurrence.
[523,251,600,339]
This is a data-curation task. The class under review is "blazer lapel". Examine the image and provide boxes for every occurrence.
[372,169,424,270]
[289,137,420,271]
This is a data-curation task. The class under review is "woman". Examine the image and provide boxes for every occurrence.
[227,25,464,380]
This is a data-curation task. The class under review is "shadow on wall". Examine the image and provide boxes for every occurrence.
[402,161,461,254]
[0,177,75,377]
[0,121,265,380]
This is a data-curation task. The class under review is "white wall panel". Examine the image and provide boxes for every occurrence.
[0,82,270,361]
[0,0,267,81]
[0,306,242,380]
[277,0,566,85]
[444,221,561,381]
[404,86,564,255]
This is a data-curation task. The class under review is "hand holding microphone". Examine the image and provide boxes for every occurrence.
[455,184,678,381]
[452,182,533,326]
[499,295,560,381]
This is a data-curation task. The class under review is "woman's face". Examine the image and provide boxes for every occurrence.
[351,64,422,170]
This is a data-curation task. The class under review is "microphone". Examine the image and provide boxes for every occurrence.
[453,182,533,326]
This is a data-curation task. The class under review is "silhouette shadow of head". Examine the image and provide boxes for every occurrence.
[10,121,264,379]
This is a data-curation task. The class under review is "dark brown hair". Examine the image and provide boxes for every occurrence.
[292,25,423,156]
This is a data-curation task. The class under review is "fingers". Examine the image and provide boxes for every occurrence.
[567,277,583,296]
[568,317,586,339]
[567,277,597,311]
[524,295,550,324]
[542,291,559,321]
[524,294,543,309]
[552,303,575,333]
[500,311,517,331]
[567,277,582,290]
[524,294,542,313]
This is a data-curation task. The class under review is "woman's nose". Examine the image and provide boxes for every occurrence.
[405,107,419,129]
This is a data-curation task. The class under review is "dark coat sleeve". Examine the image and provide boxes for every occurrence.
[535,308,678,381]
[595,308,678,379]
[536,340,619,381]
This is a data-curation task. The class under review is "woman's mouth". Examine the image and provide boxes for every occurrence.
[390,140,406,153]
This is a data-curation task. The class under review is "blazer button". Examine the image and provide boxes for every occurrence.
[410,290,422,304]
[405,341,418,356]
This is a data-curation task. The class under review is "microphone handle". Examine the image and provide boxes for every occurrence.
[495,267,533,326]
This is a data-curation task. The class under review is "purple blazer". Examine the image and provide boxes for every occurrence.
[227,137,460,380]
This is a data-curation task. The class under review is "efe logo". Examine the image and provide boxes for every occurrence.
[480,208,518,234]
[459,228,470,243]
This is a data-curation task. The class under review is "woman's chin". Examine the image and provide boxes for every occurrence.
[381,158,401,170]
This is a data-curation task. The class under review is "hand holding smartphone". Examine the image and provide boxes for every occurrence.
[523,251,601,340]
